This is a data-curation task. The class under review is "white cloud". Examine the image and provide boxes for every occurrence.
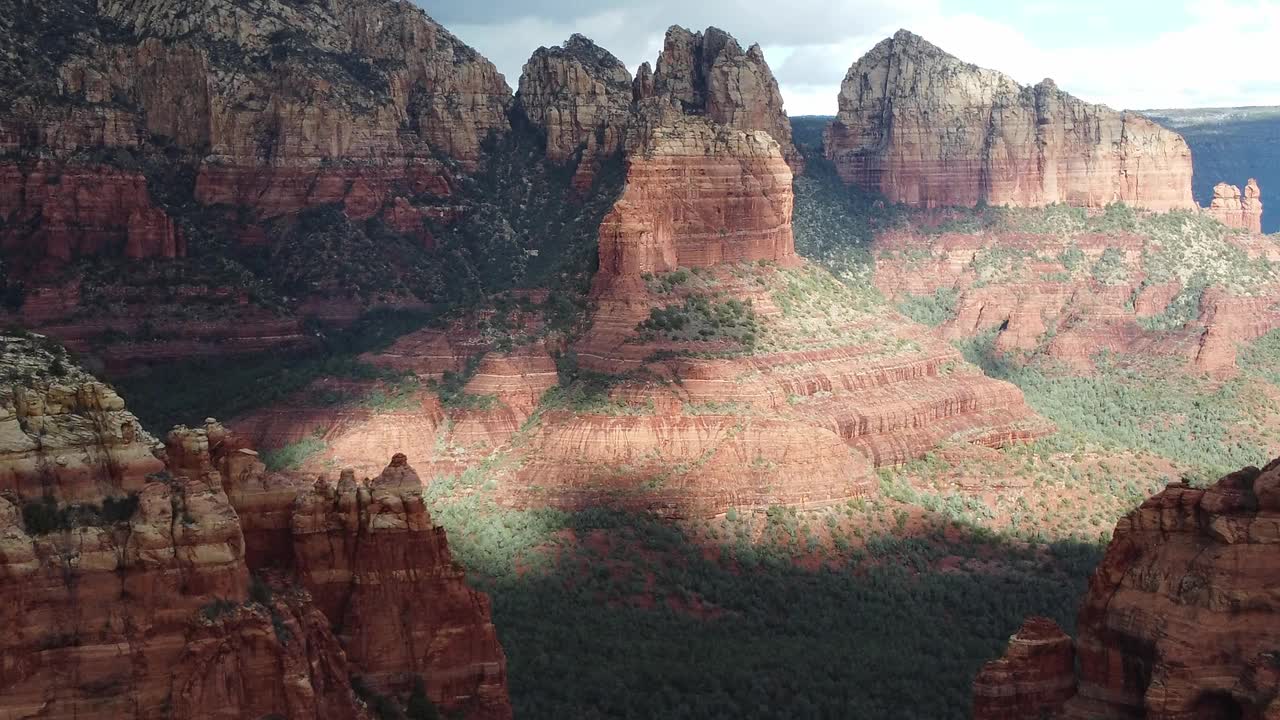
[429,0,1280,116]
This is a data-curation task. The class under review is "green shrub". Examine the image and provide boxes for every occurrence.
[21,496,64,535]
[1090,247,1130,286]
[897,288,960,327]
[200,598,238,621]
[260,436,326,471]
[637,295,759,348]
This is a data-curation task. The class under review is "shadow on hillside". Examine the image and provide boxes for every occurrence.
[428,494,1103,720]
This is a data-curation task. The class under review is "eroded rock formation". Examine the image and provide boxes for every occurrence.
[825,30,1196,211]
[0,336,511,719]
[973,459,1280,719]
[1207,179,1264,234]
[972,617,1077,720]
[594,102,799,285]
[654,26,802,173]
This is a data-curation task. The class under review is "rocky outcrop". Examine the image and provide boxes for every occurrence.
[0,162,183,265]
[972,617,1077,720]
[209,430,511,718]
[973,459,1280,719]
[0,337,164,501]
[288,459,510,716]
[654,26,801,172]
[516,35,633,191]
[825,30,1195,211]
[0,338,511,719]
[1207,179,1264,234]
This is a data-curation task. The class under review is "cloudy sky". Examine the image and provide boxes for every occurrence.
[420,0,1280,116]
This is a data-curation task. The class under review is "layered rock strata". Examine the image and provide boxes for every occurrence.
[973,459,1280,719]
[593,103,799,286]
[825,31,1196,211]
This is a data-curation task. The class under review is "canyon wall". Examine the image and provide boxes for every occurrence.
[0,0,514,362]
[973,459,1280,719]
[0,335,511,719]
[825,30,1196,211]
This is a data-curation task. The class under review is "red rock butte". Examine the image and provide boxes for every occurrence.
[825,30,1196,211]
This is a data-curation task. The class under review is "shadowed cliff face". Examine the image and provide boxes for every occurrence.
[974,458,1280,720]
[825,30,1196,211]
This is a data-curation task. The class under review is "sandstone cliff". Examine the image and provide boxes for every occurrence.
[0,0,516,363]
[2,0,511,233]
[973,459,1280,719]
[825,30,1196,211]
[0,336,511,719]
[593,102,799,286]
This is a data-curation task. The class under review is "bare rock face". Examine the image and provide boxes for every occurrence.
[972,617,1077,720]
[0,340,511,719]
[516,34,633,190]
[825,31,1195,211]
[1208,179,1265,234]
[973,459,1280,719]
[169,584,371,720]
[654,26,802,172]
[1063,460,1280,719]
[0,337,164,501]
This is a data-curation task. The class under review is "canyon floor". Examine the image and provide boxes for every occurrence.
[104,140,1280,719]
